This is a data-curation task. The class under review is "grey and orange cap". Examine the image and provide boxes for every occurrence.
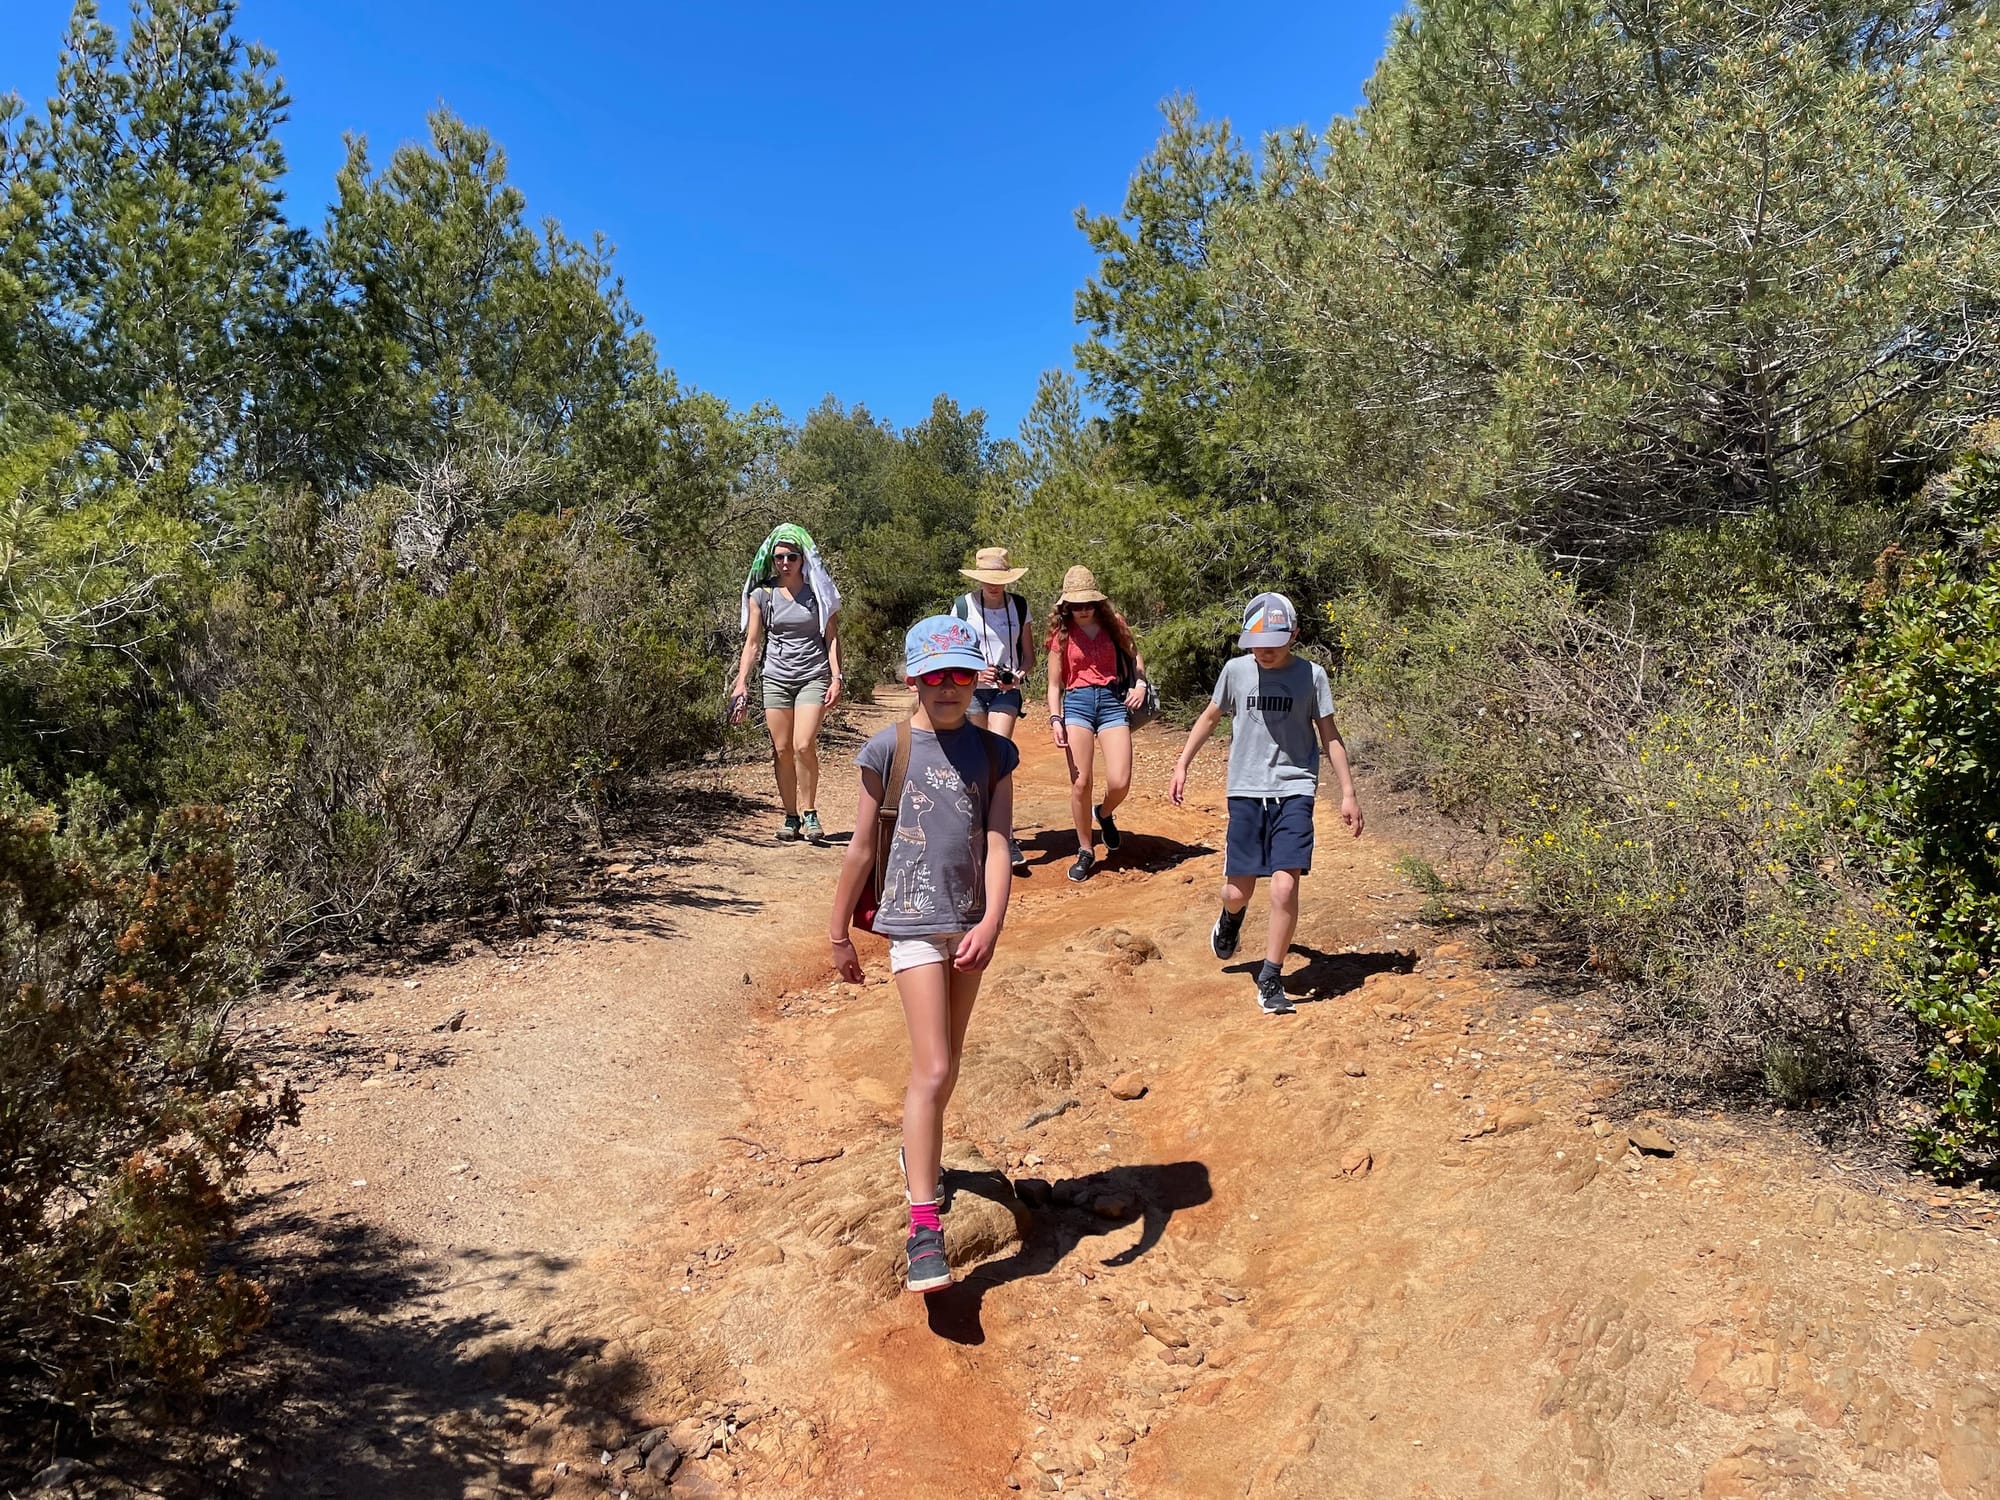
[1238,592,1298,647]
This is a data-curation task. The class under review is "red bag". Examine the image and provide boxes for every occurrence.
[854,718,912,934]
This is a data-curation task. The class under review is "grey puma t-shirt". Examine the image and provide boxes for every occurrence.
[856,722,1019,938]
[1210,654,1336,798]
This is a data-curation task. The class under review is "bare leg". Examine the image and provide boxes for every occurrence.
[984,709,1018,741]
[1065,723,1098,853]
[1267,869,1301,968]
[1096,723,1133,816]
[1223,874,1258,915]
[899,957,983,1204]
[792,700,826,811]
[765,705,798,815]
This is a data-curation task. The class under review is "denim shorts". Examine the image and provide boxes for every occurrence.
[971,686,1024,717]
[762,674,830,710]
[1063,684,1129,732]
[1225,795,1316,878]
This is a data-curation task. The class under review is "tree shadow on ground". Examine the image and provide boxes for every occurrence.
[1223,945,1415,1003]
[923,1162,1212,1347]
[22,1197,652,1499]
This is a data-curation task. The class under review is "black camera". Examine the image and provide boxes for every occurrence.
[994,667,1021,688]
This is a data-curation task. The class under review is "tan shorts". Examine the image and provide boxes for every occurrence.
[762,674,830,711]
[888,932,967,973]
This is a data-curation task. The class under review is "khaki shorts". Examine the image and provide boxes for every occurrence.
[762,674,830,711]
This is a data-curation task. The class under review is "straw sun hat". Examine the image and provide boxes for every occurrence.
[1056,565,1109,604]
[960,546,1028,585]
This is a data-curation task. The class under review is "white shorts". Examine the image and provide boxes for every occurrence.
[888,932,967,973]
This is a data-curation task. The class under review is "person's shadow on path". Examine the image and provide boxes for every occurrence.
[924,1161,1212,1345]
[1012,828,1214,880]
[1222,944,1414,1003]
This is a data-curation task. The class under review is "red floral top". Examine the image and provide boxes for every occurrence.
[1061,626,1119,689]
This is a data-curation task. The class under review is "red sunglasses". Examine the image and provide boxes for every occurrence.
[916,667,978,687]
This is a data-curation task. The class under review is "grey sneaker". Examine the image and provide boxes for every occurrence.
[1096,804,1123,852]
[905,1226,951,1293]
[1211,908,1243,961]
[1010,836,1028,871]
[1256,972,1295,1015]
[777,814,801,843]
[799,809,825,844]
[1068,849,1095,883]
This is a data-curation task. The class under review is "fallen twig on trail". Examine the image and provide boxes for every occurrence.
[790,1146,844,1168]
[1021,1097,1080,1131]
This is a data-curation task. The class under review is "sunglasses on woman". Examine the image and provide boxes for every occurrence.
[916,667,978,687]
[772,551,801,565]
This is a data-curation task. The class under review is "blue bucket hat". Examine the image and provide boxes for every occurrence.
[904,614,987,676]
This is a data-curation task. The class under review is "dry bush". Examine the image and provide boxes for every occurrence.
[0,779,293,1420]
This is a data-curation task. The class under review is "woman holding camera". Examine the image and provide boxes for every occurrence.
[951,546,1034,871]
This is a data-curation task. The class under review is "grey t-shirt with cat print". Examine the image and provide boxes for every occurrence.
[856,721,1019,938]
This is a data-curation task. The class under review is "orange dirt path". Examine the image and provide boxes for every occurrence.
[243,699,2000,1500]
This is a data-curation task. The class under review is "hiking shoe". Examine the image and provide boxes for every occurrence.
[1009,837,1029,872]
[777,813,801,843]
[799,809,825,844]
[1256,972,1295,1015]
[1096,804,1122,851]
[898,1146,946,1209]
[1211,907,1244,961]
[905,1226,952,1293]
[1068,849,1095,883]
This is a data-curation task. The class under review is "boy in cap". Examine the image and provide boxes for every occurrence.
[831,615,1019,1292]
[1169,593,1364,1014]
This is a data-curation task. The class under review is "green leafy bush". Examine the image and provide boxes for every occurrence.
[1851,445,2000,1171]
[0,779,292,1412]
[1339,527,1904,1105]
[193,492,717,951]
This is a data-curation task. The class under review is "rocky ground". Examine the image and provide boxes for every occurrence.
[28,699,2000,1499]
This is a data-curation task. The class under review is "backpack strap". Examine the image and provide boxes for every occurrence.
[874,717,913,892]
[950,592,974,623]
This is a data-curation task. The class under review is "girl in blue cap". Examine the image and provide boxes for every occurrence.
[829,614,1019,1293]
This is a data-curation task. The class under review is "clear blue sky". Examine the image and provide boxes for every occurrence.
[2,1,1404,436]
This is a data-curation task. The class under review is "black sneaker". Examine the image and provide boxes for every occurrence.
[1256,972,1295,1015]
[1211,908,1243,961]
[1068,849,1095,883]
[777,814,801,843]
[906,1226,951,1293]
[1009,836,1029,872]
[1096,804,1123,852]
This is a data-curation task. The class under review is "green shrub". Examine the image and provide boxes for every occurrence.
[1850,445,2000,1171]
[192,492,717,952]
[0,778,292,1412]
[1339,526,1903,1105]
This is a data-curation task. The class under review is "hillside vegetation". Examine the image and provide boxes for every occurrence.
[2,0,1998,1435]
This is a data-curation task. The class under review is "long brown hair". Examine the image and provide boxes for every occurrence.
[1047,597,1137,667]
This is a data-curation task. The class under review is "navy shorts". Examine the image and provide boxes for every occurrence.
[1225,795,1315,878]
[1063,684,1129,732]
[972,686,1024,716]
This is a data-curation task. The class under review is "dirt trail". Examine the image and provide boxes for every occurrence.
[235,700,2000,1500]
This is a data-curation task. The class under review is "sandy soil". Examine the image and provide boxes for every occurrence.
[184,698,2000,1499]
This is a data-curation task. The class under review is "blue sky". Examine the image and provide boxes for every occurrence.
[2,1,1403,436]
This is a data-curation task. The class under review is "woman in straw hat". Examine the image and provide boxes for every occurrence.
[1045,565,1150,882]
[951,546,1035,871]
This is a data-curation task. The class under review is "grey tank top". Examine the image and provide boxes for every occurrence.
[759,584,830,681]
